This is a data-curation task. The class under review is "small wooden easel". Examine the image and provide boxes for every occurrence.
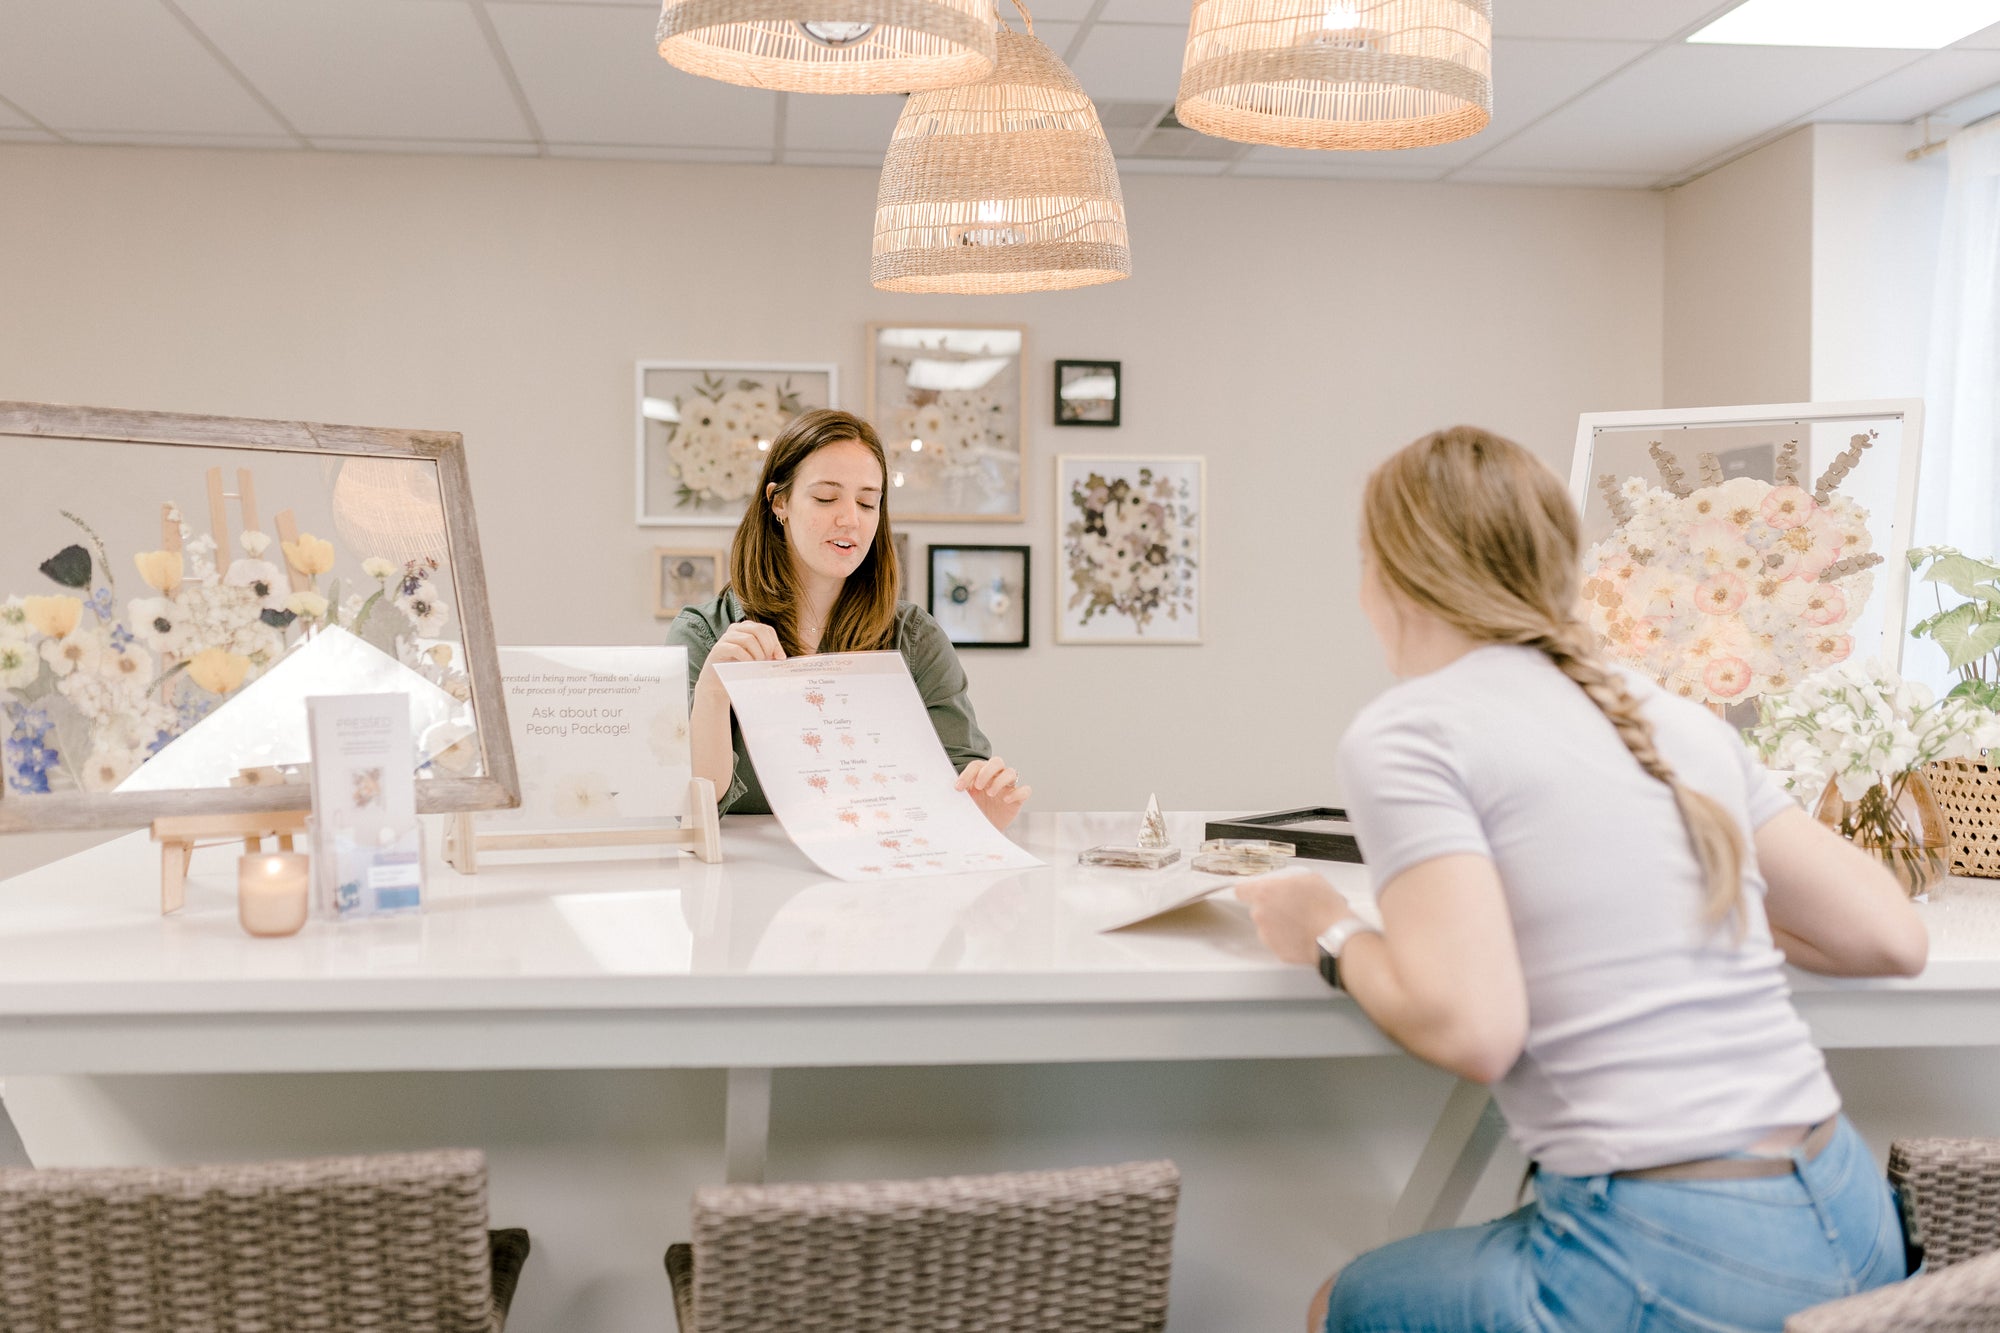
[152,809,309,915]
[442,777,723,874]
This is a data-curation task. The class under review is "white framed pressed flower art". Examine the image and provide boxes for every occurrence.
[1569,400,1923,722]
[868,324,1025,522]
[636,361,837,526]
[1055,455,1203,645]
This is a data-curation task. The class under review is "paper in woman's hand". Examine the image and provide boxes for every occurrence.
[712,652,1043,882]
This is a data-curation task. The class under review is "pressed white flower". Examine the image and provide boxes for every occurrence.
[396,589,448,636]
[0,635,36,689]
[239,530,272,556]
[79,742,141,793]
[98,641,154,694]
[127,597,186,656]
[224,559,288,612]
[40,629,102,677]
[553,772,617,817]
[363,556,396,581]
[0,598,27,633]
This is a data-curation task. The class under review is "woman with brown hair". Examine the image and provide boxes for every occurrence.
[1238,426,1926,1332]
[665,408,1030,828]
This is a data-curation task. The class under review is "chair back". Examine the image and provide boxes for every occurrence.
[0,1148,500,1332]
[687,1158,1179,1332]
[1892,1137,2000,1269]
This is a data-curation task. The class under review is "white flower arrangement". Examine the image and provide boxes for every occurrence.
[662,374,805,508]
[1583,436,1883,706]
[1748,659,2000,803]
[889,386,1009,486]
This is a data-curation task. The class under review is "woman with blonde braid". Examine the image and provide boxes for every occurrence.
[1239,427,1927,1332]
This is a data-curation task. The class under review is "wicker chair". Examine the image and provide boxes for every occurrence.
[0,1148,528,1332]
[1787,1138,2000,1331]
[663,1159,1180,1332]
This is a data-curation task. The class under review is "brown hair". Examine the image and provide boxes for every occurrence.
[729,408,901,658]
[1362,426,1746,932]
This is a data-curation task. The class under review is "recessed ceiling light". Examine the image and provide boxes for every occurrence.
[1688,0,2000,49]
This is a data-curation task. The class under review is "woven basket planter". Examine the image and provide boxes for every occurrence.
[1926,756,2000,878]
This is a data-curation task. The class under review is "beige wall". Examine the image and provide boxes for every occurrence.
[0,144,1665,829]
[1664,127,1815,406]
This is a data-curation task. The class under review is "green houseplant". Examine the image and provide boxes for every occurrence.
[1907,546,2000,877]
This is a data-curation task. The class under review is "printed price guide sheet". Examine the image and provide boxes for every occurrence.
[713,652,1043,882]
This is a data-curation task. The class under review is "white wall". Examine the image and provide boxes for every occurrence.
[0,144,1665,836]
[1664,127,1815,406]
[1810,123,1950,403]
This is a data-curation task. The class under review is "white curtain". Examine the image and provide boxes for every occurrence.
[1918,116,2000,559]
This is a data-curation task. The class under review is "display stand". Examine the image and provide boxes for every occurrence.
[442,776,722,874]
[152,809,309,915]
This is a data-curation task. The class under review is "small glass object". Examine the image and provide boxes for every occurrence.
[1191,838,1297,876]
[1079,845,1182,869]
[238,851,310,937]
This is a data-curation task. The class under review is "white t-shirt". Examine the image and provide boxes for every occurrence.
[1335,643,1839,1176]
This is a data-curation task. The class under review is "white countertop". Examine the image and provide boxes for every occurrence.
[0,812,1995,1073]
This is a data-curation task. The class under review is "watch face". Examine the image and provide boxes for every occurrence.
[1316,946,1342,990]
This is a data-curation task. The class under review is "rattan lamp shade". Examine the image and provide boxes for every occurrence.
[872,26,1129,293]
[656,0,997,93]
[1177,0,1491,151]
[331,457,451,570]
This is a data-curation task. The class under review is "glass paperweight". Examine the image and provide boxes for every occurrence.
[1191,839,1296,876]
[1079,844,1182,870]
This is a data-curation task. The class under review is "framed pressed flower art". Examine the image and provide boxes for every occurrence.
[1055,456,1203,645]
[654,547,726,619]
[1569,399,1924,723]
[636,361,837,526]
[927,544,1029,648]
[868,324,1025,522]
[0,400,518,831]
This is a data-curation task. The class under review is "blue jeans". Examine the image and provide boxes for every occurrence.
[1327,1117,1908,1332]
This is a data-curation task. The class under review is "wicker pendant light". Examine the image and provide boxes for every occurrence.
[656,0,997,94]
[1177,0,1491,151]
[872,9,1130,294]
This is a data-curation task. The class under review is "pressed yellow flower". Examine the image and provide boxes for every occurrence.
[132,549,185,595]
[22,594,83,640]
[186,647,252,695]
[284,590,329,620]
[281,533,336,578]
[362,556,396,581]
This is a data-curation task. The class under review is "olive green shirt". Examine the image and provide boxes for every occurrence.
[665,590,994,816]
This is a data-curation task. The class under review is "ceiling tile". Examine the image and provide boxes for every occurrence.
[1371,36,1650,169]
[1813,49,2000,122]
[784,93,903,153]
[1231,156,1444,180]
[0,0,287,135]
[545,142,773,162]
[1115,156,1227,173]
[1096,0,1189,25]
[488,1,777,148]
[1068,23,1190,104]
[784,147,883,166]
[308,136,541,156]
[175,0,532,140]
[1478,41,1912,175]
[1450,166,1663,188]
[1495,0,1734,42]
[62,130,298,148]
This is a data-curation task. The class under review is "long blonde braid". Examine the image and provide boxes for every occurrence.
[1363,427,1747,933]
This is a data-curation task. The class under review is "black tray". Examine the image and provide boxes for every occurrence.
[1203,807,1363,863]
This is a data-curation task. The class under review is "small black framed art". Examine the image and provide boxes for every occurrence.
[927,544,1030,648]
[1054,360,1121,427]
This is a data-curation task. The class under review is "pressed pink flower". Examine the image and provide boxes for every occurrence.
[1702,656,1752,698]
[1695,574,1747,615]
[1760,486,1815,530]
[1800,585,1847,627]
[1812,633,1854,664]
[802,732,823,754]
[806,773,829,795]
[837,810,860,828]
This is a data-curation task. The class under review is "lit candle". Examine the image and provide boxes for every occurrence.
[238,851,310,937]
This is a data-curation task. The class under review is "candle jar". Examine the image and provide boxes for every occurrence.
[238,851,310,937]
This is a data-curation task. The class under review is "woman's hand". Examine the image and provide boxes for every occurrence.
[1236,870,1352,965]
[955,755,1031,832]
[696,621,784,699]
